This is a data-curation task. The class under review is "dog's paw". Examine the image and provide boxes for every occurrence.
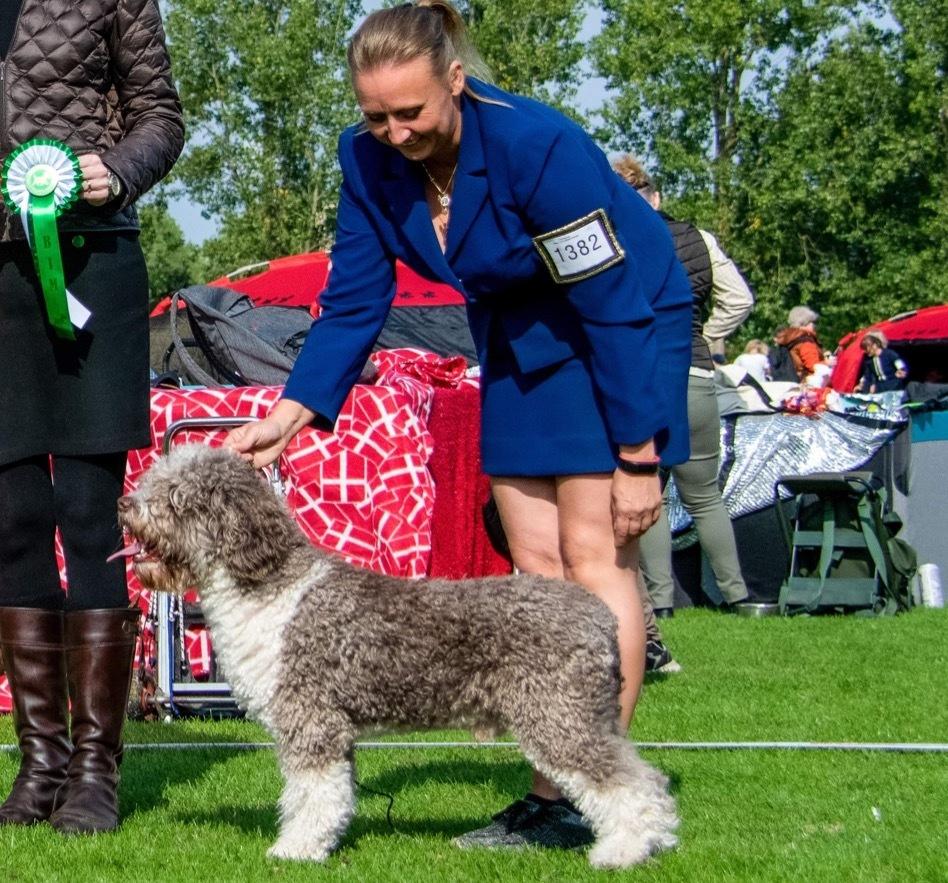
[588,828,678,870]
[588,836,652,869]
[267,838,332,863]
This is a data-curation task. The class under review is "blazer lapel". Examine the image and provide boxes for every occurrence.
[378,150,460,289]
[445,95,488,263]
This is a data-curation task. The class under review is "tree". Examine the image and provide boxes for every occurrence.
[168,0,588,275]
[592,0,863,230]
[166,0,363,275]
[458,0,587,113]
[735,12,947,345]
[594,0,946,348]
[138,201,203,306]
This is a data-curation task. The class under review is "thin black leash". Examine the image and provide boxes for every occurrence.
[355,779,396,830]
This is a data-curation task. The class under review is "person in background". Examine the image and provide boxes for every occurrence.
[772,306,822,382]
[226,0,691,851]
[613,156,752,627]
[0,0,183,835]
[857,331,908,393]
[734,339,771,384]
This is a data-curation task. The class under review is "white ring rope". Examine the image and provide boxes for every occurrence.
[2,740,942,753]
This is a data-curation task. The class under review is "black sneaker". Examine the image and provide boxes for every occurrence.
[645,639,682,673]
[453,795,594,850]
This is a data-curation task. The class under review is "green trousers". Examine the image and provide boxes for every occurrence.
[639,373,749,608]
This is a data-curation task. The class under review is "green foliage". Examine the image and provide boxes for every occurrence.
[594,0,946,348]
[735,11,948,345]
[458,0,588,114]
[165,0,363,276]
[165,0,587,276]
[593,0,860,223]
[137,200,203,306]
[151,0,943,343]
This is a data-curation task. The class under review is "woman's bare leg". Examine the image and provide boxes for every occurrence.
[491,474,645,801]
[555,473,645,731]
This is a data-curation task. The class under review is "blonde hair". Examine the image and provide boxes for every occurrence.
[348,1,493,90]
[744,339,769,355]
[862,330,888,350]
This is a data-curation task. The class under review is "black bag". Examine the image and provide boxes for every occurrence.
[768,344,799,382]
[169,286,314,386]
[768,331,820,382]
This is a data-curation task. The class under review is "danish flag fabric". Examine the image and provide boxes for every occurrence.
[126,348,439,586]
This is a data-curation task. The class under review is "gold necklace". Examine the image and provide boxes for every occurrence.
[421,161,458,213]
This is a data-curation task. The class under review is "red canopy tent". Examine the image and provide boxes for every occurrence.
[831,304,948,392]
[150,251,464,315]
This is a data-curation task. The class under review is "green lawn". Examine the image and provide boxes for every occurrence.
[1,609,945,882]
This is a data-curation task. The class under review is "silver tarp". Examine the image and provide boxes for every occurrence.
[667,397,906,535]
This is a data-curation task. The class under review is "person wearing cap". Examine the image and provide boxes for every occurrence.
[857,331,908,393]
[773,306,823,382]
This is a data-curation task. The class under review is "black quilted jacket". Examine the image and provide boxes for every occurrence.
[0,0,184,241]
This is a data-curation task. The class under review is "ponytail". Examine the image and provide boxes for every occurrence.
[348,0,494,90]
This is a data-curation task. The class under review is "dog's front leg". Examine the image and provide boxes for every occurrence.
[268,756,355,862]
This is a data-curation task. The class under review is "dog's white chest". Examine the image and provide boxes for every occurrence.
[198,566,319,727]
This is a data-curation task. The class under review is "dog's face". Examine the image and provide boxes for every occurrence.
[115,444,300,592]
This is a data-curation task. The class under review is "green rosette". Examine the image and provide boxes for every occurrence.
[1,138,83,338]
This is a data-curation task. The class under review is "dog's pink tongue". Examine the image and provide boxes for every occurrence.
[107,541,143,563]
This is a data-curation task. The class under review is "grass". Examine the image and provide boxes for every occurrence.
[1,608,946,882]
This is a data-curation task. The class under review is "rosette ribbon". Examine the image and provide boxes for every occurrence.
[2,139,87,338]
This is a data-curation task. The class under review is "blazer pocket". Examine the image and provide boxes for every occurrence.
[499,300,581,375]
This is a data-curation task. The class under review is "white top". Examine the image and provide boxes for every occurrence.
[734,352,770,384]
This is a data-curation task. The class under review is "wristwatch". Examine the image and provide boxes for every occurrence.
[106,170,123,201]
[615,458,661,476]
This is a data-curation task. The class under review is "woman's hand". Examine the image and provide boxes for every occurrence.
[610,470,663,547]
[77,154,114,206]
[224,399,316,470]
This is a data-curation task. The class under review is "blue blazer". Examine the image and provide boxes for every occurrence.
[284,80,693,463]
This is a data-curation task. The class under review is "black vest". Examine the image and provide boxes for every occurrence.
[663,213,713,370]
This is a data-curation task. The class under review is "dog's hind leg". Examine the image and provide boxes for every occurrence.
[517,715,679,869]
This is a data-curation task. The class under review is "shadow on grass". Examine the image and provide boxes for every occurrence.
[357,755,530,838]
[171,755,530,843]
[159,750,682,849]
[174,803,279,837]
[120,748,243,821]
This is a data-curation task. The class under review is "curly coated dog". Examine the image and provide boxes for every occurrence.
[115,444,678,867]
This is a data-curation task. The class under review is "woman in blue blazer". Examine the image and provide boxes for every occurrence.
[228,0,691,851]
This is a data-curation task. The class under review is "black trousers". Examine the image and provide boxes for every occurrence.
[0,452,129,610]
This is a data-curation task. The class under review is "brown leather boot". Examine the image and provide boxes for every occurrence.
[0,607,72,825]
[49,607,140,835]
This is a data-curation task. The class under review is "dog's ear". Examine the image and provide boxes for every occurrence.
[206,468,304,585]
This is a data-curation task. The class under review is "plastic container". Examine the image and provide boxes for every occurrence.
[917,563,944,608]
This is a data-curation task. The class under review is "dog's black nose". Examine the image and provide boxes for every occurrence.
[117,496,132,514]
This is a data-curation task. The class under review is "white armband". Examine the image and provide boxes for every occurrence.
[533,209,624,284]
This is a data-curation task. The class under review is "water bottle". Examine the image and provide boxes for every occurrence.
[917,563,944,608]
